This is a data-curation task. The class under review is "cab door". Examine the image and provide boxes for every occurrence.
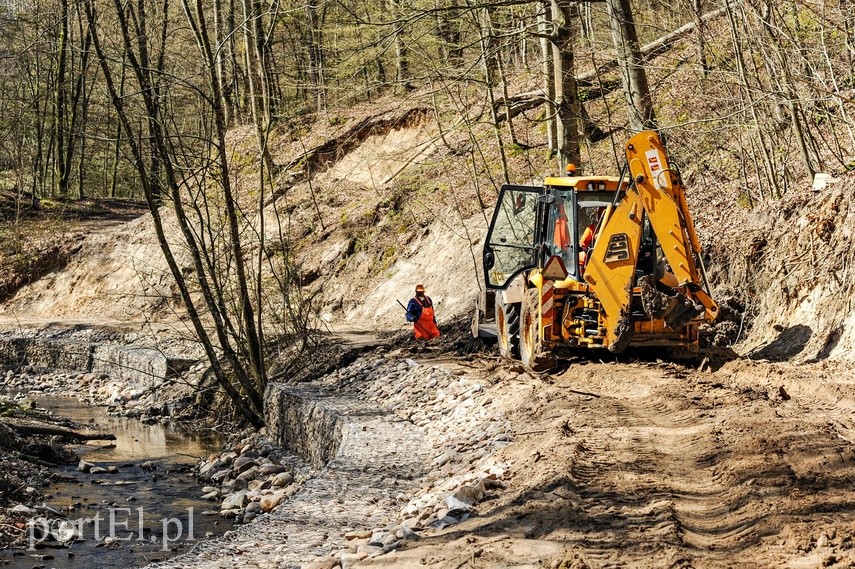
[483,185,543,289]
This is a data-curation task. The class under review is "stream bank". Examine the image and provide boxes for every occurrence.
[0,393,226,569]
[0,326,515,569]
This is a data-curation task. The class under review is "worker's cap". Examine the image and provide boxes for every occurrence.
[415,284,426,292]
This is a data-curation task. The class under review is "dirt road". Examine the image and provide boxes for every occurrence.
[358,354,855,568]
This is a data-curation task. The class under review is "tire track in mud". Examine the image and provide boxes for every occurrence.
[503,361,855,567]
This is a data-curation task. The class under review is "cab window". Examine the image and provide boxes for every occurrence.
[483,185,541,289]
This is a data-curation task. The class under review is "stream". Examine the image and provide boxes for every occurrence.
[3,395,227,569]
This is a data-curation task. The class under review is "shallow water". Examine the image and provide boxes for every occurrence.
[2,396,228,569]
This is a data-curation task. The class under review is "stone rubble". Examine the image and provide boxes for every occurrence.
[147,352,513,569]
[194,439,310,524]
[0,326,211,424]
[2,360,210,422]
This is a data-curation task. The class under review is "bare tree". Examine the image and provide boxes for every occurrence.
[606,0,656,131]
[538,0,556,155]
[83,0,297,427]
[306,0,327,109]
[550,0,581,169]
[691,0,709,76]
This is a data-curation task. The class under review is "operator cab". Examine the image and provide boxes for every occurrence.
[482,185,541,289]
[483,176,628,289]
[545,187,615,281]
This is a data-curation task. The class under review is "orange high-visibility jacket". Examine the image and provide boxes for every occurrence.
[411,296,440,340]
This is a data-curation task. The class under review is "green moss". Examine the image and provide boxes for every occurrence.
[506,143,527,157]
[379,245,398,272]
[735,191,753,209]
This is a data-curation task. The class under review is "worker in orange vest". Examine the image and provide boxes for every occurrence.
[579,207,606,270]
[406,284,441,340]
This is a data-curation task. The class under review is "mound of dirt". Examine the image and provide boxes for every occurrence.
[0,206,180,324]
[382,316,497,358]
[0,197,148,306]
[0,238,78,303]
[705,175,855,361]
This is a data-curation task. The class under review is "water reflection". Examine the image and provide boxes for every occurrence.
[3,395,227,569]
[38,396,221,463]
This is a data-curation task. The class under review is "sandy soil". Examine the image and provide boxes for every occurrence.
[353,353,855,569]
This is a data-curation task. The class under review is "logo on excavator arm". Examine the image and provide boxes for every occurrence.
[604,233,630,264]
[645,149,667,190]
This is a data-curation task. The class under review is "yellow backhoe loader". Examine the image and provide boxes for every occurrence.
[471,130,718,369]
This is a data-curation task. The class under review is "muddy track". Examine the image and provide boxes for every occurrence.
[384,357,855,568]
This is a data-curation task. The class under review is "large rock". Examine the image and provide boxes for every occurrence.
[260,491,287,513]
[211,469,231,483]
[450,481,485,506]
[258,464,286,476]
[237,466,259,481]
[221,490,249,511]
[233,456,258,473]
[271,472,294,487]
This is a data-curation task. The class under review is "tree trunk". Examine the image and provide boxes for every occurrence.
[32,60,46,199]
[241,0,277,179]
[109,53,126,199]
[227,0,247,122]
[580,0,592,39]
[607,0,657,132]
[539,0,556,155]
[474,6,510,183]
[54,0,70,197]
[246,0,277,116]
[213,0,233,125]
[551,0,581,171]
[393,0,410,91]
[437,8,463,67]
[69,5,92,199]
[844,0,855,76]
[306,0,326,109]
[6,421,116,441]
[692,0,709,76]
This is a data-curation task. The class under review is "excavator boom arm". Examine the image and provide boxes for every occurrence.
[583,131,718,349]
[625,131,718,319]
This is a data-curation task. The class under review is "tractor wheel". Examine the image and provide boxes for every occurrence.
[496,300,521,359]
[520,289,556,372]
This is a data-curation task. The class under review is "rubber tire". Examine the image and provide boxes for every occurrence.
[520,288,555,372]
[496,301,521,359]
